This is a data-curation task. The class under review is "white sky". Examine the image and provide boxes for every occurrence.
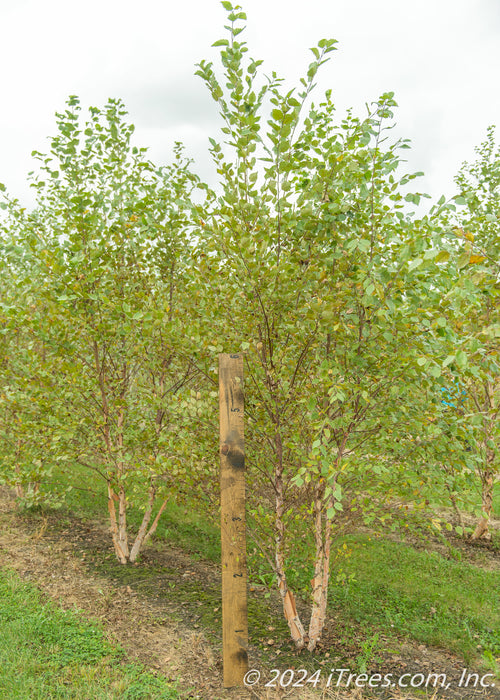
[0,0,499,208]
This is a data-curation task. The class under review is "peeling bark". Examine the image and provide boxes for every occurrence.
[107,483,128,564]
[274,428,306,648]
[129,483,168,562]
[307,486,333,652]
[471,470,494,541]
[117,485,130,559]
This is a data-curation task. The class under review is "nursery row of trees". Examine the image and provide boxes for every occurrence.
[0,4,498,651]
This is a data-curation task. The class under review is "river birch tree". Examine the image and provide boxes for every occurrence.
[194,3,440,650]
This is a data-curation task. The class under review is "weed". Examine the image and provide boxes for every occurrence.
[356,633,380,674]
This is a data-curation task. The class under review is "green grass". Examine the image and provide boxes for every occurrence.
[39,463,500,668]
[53,463,221,563]
[153,499,221,562]
[328,534,500,661]
[0,567,179,700]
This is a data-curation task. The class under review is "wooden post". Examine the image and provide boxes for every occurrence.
[219,353,248,687]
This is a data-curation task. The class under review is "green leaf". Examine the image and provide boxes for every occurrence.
[408,257,423,271]
[318,38,337,50]
[455,350,467,370]
[321,309,335,322]
[405,193,421,205]
[435,250,450,263]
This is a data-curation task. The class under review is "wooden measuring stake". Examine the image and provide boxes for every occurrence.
[219,353,248,687]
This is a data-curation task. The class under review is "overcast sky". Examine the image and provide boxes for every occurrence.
[0,0,499,208]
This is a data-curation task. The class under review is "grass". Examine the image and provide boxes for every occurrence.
[0,567,180,700]
[152,519,500,666]
[328,534,500,662]
[54,463,221,563]
[25,463,500,670]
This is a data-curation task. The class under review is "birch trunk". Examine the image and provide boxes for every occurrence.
[471,469,494,541]
[445,481,464,530]
[307,487,333,651]
[129,483,168,562]
[107,483,128,564]
[14,441,24,498]
[115,407,130,558]
[471,384,497,541]
[274,429,306,648]
[117,484,130,559]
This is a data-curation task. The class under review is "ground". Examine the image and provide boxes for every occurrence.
[0,486,498,700]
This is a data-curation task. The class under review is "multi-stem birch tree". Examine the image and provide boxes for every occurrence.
[2,97,202,562]
[194,3,439,651]
[434,128,500,540]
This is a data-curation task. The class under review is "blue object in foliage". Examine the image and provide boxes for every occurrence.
[440,381,467,410]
